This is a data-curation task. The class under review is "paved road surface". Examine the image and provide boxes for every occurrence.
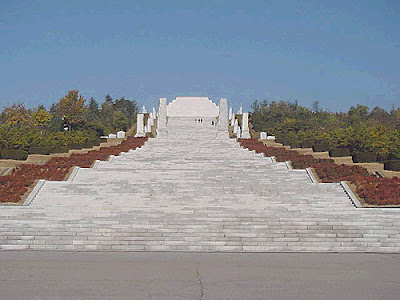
[1,252,399,299]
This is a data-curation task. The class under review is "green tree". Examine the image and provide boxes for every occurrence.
[2,103,31,126]
[31,107,52,128]
[112,111,129,131]
[56,90,87,130]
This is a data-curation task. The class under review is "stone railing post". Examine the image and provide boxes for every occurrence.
[241,112,251,139]
[156,97,167,138]
[216,98,229,139]
[134,113,146,137]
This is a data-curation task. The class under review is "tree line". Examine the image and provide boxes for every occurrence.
[250,100,400,161]
[0,90,139,156]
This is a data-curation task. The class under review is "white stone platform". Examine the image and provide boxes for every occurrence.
[1,119,400,252]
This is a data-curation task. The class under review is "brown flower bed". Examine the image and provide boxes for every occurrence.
[239,139,400,206]
[0,137,148,203]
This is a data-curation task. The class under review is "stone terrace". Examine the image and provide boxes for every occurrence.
[1,99,400,252]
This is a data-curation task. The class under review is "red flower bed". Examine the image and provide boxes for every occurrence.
[239,139,400,206]
[0,137,148,203]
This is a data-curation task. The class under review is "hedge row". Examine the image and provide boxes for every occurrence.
[0,138,108,159]
[240,138,400,205]
[276,139,399,171]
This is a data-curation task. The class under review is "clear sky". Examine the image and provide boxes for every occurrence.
[0,0,399,112]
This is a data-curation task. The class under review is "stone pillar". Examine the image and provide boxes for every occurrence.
[148,113,154,126]
[152,107,156,117]
[156,97,167,138]
[237,126,241,139]
[228,107,233,120]
[233,119,238,134]
[241,112,251,139]
[146,118,152,133]
[134,113,146,137]
[230,116,235,127]
[237,107,243,115]
[216,98,229,139]
[142,105,148,114]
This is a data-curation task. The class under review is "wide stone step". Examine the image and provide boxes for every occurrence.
[1,121,400,252]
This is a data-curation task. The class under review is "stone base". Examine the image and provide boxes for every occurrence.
[241,131,251,139]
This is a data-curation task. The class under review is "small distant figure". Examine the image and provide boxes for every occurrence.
[211,121,214,126]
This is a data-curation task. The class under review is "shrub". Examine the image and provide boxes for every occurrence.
[290,143,301,149]
[0,149,28,160]
[301,141,314,148]
[352,152,377,163]
[329,148,351,157]
[49,146,69,154]
[68,143,84,150]
[388,153,400,160]
[384,160,400,172]
[28,147,51,155]
[312,144,330,152]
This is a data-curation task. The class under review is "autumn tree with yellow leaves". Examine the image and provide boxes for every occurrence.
[55,90,87,130]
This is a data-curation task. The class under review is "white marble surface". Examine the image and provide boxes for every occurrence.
[167,97,219,117]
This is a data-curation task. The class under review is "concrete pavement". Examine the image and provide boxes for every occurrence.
[1,252,400,299]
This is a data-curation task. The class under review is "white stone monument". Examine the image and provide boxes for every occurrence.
[146,120,152,133]
[142,106,147,114]
[148,113,154,126]
[216,98,229,139]
[260,132,267,140]
[233,119,238,134]
[228,107,233,120]
[157,98,168,138]
[237,107,243,115]
[135,113,146,137]
[117,130,126,139]
[108,133,117,139]
[152,107,156,118]
[241,112,251,139]
[237,126,241,138]
[267,135,276,140]
[230,116,235,127]
[167,97,219,117]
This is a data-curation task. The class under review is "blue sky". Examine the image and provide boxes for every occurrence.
[0,0,399,112]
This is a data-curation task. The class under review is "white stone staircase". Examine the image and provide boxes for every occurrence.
[1,119,400,252]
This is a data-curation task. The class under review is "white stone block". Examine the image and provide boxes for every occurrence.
[167,97,219,117]
[146,120,152,133]
[241,112,251,139]
[267,136,276,140]
[216,98,229,139]
[233,119,238,134]
[142,105,147,113]
[230,117,235,127]
[157,98,168,138]
[237,107,243,115]
[228,107,233,120]
[237,126,241,138]
[260,132,267,139]
[108,134,117,139]
[135,113,146,137]
[117,131,126,139]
